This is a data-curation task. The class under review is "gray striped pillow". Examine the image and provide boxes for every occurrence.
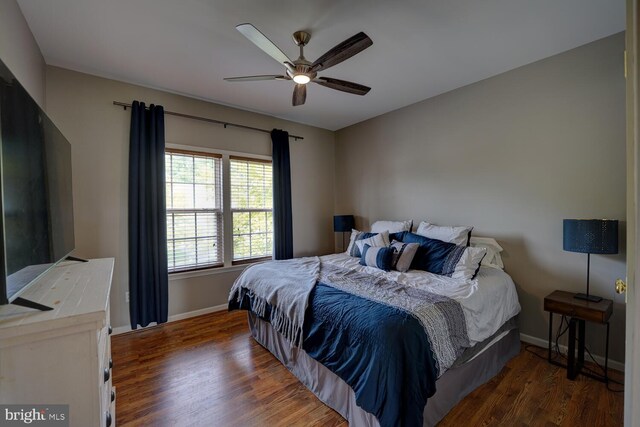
[390,240,419,272]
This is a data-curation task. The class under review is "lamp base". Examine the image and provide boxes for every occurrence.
[574,293,603,303]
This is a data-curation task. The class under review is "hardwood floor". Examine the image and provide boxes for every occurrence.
[112,310,623,426]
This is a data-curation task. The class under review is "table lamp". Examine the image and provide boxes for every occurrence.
[333,215,355,252]
[563,219,618,302]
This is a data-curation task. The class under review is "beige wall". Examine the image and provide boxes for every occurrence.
[335,33,627,362]
[0,0,45,106]
[45,66,335,329]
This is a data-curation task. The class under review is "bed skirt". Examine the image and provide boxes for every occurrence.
[248,313,520,427]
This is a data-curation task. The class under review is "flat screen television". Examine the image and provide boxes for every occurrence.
[0,58,76,310]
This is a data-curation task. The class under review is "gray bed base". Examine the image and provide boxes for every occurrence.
[248,313,520,426]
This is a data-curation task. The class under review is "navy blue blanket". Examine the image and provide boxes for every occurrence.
[230,282,439,427]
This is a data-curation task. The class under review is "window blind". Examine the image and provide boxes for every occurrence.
[165,150,223,271]
[230,157,273,262]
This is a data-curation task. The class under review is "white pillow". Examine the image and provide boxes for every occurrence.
[450,246,487,280]
[370,220,412,233]
[469,237,504,269]
[415,221,473,246]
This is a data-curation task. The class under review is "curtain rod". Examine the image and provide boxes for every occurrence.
[112,101,304,141]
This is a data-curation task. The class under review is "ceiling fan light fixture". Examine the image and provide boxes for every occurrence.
[293,74,311,84]
[228,24,373,106]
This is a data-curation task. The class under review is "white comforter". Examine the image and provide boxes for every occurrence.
[321,253,521,346]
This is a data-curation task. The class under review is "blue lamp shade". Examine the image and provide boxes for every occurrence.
[563,219,618,254]
[333,215,355,232]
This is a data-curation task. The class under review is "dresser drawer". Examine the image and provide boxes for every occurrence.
[109,391,116,427]
[99,337,114,426]
[98,300,113,427]
[98,303,112,380]
[100,383,115,426]
[543,291,612,323]
[100,340,112,383]
[98,330,109,371]
[101,385,116,427]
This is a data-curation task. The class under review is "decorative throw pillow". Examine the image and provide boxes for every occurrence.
[360,244,394,271]
[370,220,413,234]
[346,230,390,258]
[345,229,373,255]
[415,221,473,246]
[355,230,390,257]
[401,232,486,279]
[390,240,419,272]
[469,237,504,269]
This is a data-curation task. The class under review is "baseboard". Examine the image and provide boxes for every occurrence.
[520,333,624,372]
[168,304,229,322]
[112,303,228,335]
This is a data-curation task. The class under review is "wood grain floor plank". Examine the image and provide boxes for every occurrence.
[112,311,623,426]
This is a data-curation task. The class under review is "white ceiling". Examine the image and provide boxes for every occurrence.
[18,0,625,131]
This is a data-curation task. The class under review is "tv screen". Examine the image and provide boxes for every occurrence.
[0,58,75,306]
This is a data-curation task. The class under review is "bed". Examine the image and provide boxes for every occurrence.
[229,251,521,426]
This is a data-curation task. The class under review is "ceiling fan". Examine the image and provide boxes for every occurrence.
[225,23,373,106]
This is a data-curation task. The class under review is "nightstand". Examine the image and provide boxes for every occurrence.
[543,290,613,382]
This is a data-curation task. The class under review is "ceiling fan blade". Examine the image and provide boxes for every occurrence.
[292,84,307,106]
[313,77,371,95]
[310,32,373,72]
[224,75,289,82]
[236,23,292,66]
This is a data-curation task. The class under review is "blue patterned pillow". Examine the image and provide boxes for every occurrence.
[360,244,394,271]
[389,231,407,242]
[401,232,486,279]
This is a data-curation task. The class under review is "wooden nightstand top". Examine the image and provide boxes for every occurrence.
[544,290,613,324]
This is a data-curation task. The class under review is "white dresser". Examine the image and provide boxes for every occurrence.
[0,258,116,427]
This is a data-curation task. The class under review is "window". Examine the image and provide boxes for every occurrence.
[230,157,273,263]
[165,147,273,273]
[165,149,223,272]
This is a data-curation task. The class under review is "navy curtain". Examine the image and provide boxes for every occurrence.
[128,101,168,329]
[271,129,293,260]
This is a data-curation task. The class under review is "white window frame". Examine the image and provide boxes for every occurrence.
[165,143,272,279]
